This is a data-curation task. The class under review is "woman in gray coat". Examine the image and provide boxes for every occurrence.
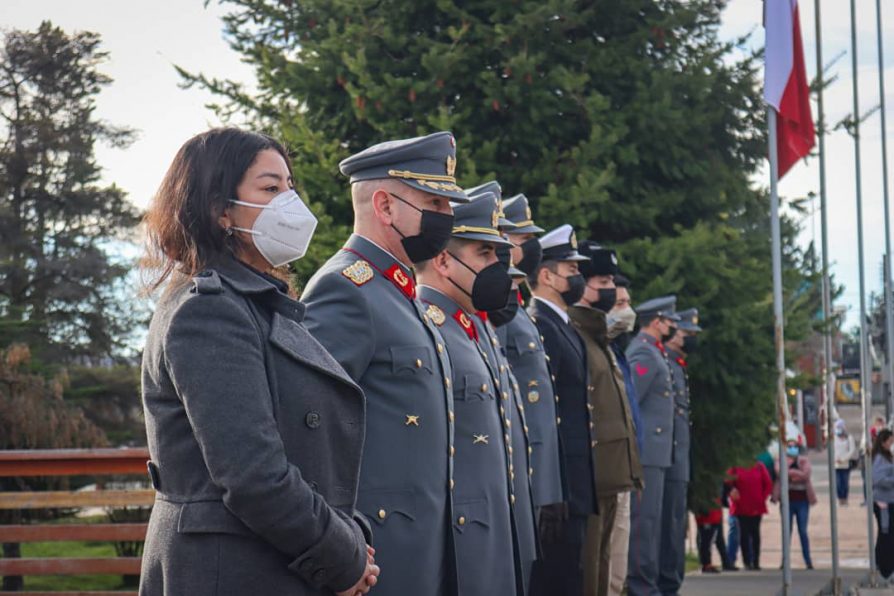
[139,128,378,595]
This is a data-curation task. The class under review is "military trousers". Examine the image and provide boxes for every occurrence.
[657,479,687,595]
[626,466,667,596]
[607,491,632,596]
[529,514,588,596]
[583,495,619,596]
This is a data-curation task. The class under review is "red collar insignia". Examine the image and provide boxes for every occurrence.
[517,289,524,305]
[384,264,416,300]
[676,356,687,368]
[655,340,666,355]
[476,311,488,323]
[453,309,479,341]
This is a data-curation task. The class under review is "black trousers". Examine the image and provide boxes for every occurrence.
[874,503,894,579]
[736,515,762,568]
[696,523,730,568]
[530,515,587,596]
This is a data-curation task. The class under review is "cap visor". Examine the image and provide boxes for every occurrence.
[509,223,545,234]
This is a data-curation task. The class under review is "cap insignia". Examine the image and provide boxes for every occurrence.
[492,209,500,228]
[570,231,578,249]
[525,205,532,220]
[446,154,456,177]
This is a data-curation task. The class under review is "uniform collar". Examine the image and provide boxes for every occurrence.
[667,347,687,367]
[344,234,416,299]
[533,295,569,324]
[567,305,607,344]
[418,285,478,341]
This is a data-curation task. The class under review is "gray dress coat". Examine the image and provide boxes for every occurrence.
[301,235,456,596]
[657,348,690,596]
[139,256,369,596]
[625,331,676,596]
[496,307,565,508]
[418,286,517,596]
[476,315,538,593]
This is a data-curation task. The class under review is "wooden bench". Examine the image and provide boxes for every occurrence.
[0,448,152,595]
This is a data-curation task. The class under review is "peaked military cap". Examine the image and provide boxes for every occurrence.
[467,180,515,231]
[466,180,502,201]
[339,131,469,202]
[495,239,527,278]
[676,308,702,332]
[577,241,619,279]
[539,224,590,262]
[635,295,681,322]
[450,192,513,246]
[503,194,544,234]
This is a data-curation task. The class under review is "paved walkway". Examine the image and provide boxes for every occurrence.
[681,405,893,595]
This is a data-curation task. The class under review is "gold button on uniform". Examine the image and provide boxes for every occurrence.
[450,445,455,456]
[528,342,536,349]
[557,417,562,425]
[449,411,455,423]
[500,365,506,372]
[415,359,423,368]
[445,376,451,388]
[511,495,516,504]
[481,383,489,392]
[437,343,444,353]
[378,509,386,520]
[450,479,455,490]
[458,516,466,526]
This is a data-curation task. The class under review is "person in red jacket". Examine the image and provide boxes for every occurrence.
[726,460,773,570]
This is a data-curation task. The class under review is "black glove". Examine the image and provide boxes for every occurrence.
[538,502,569,545]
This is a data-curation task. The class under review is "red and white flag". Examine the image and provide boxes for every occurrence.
[764,0,815,178]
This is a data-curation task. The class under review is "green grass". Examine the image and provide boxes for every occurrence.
[16,540,130,591]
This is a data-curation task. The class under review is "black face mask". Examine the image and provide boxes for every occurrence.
[683,334,699,354]
[662,326,677,344]
[589,286,617,313]
[488,290,520,328]
[390,192,454,263]
[448,253,513,312]
[516,238,543,276]
[557,273,586,306]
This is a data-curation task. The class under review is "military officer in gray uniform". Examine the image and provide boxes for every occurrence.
[416,193,519,595]
[301,132,467,596]
[657,308,701,596]
[465,185,539,593]
[625,296,681,596]
[497,193,564,512]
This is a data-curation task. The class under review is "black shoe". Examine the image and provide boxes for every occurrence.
[753,565,762,571]
[806,563,814,570]
[702,565,721,574]
[722,565,739,572]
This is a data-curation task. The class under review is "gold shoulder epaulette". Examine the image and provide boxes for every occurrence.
[342,260,374,286]
[426,303,446,326]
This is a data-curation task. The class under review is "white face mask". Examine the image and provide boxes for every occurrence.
[229,190,318,267]
[608,305,637,334]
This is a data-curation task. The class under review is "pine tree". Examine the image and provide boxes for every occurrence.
[0,21,141,365]
[187,0,822,509]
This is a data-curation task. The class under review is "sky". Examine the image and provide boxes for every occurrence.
[3,0,893,329]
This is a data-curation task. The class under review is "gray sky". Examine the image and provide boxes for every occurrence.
[3,0,893,328]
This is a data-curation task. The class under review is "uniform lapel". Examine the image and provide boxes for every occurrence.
[532,299,585,361]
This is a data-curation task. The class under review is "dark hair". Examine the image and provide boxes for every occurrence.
[614,273,631,289]
[873,428,893,462]
[527,260,560,290]
[141,127,291,292]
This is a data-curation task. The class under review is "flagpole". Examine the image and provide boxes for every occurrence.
[768,106,792,596]
[876,0,894,427]
[849,0,879,586]
[814,1,841,592]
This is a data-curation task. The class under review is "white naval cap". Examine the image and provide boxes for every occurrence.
[539,224,590,262]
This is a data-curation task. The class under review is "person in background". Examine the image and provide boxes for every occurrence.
[772,436,817,570]
[694,492,731,574]
[834,419,859,507]
[872,416,888,442]
[871,428,894,579]
[726,460,772,571]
